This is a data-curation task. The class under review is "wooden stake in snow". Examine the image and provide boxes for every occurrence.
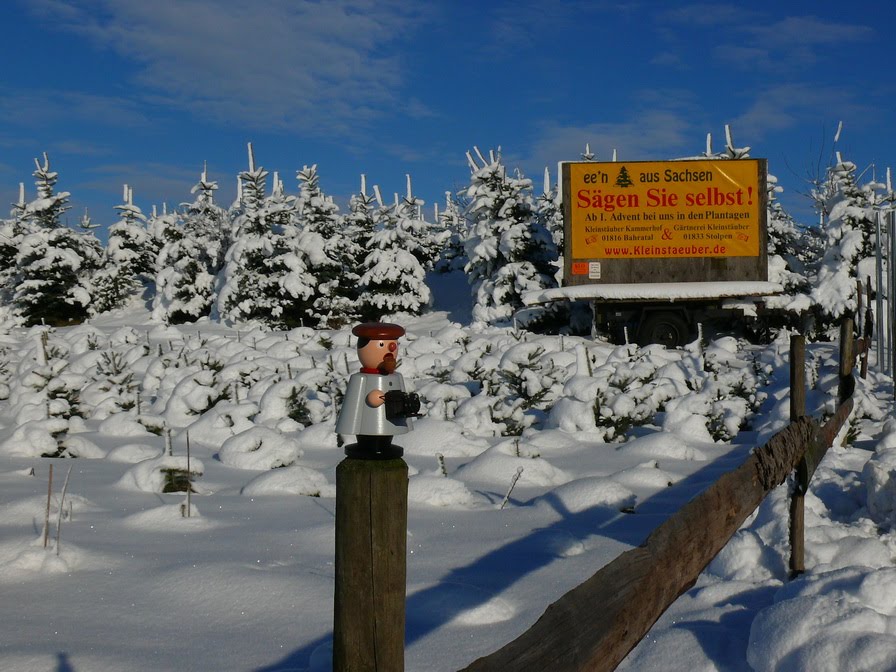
[500,467,524,510]
[56,465,73,556]
[43,464,54,548]
[186,431,192,518]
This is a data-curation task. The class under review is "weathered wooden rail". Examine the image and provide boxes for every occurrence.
[460,320,859,672]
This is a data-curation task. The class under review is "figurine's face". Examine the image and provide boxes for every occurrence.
[358,338,398,373]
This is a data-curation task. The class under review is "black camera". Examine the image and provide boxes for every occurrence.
[383,390,422,420]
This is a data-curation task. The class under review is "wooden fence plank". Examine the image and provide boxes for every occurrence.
[460,417,818,672]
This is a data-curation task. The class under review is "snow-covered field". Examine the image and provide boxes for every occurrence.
[1,280,895,671]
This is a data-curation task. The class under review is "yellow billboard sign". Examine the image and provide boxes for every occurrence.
[567,159,764,261]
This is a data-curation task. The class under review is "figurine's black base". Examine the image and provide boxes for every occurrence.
[345,437,404,460]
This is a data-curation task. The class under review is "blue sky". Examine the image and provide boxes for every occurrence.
[1,0,893,235]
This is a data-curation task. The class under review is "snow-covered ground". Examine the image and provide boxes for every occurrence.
[1,277,895,672]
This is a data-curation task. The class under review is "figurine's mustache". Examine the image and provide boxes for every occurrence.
[380,353,396,374]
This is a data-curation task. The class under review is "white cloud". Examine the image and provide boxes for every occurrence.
[657,5,875,72]
[730,83,869,140]
[79,161,210,210]
[0,89,151,128]
[26,0,431,135]
[526,108,698,172]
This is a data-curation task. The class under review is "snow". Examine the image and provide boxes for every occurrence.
[522,280,785,304]
[0,301,895,672]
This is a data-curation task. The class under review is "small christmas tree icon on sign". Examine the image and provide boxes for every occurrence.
[615,166,634,187]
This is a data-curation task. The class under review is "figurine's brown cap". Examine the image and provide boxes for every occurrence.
[352,322,406,340]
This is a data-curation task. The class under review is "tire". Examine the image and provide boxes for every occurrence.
[637,311,692,348]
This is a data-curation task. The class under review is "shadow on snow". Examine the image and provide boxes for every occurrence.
[255,440,758,671]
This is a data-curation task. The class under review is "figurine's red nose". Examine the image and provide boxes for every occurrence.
[388,342,397,352]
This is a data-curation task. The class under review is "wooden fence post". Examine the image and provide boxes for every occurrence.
[333,457,408,672]
[838,318,855,408]
[861,276,872,379]
[788,335,807,577]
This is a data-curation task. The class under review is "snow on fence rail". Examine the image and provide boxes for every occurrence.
[459,320,860,672]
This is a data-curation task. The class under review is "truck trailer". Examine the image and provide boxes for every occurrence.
[524,158,783,347]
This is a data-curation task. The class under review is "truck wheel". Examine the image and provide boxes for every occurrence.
[638,311,691,348]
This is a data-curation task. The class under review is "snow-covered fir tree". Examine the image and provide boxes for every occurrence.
[25,153,71,230]
[266,170,336,328]
[216,146,330,328]
[393,175,450,271]
[75,208,104,284]
[13,155,95,326]
[535,166,564,284]
[153,165,229,323]
[356,180,431,320]
[147,203,181,266]
[215,146,278,324]
[810,152,882,336]
[760,172,816,333]
[295,164,358,328]
[357,222,432,320]
[433,190,468,272]
[0,184,28,306]
[91,185,154,314]
[462,147,559,328]
[344,175,379,265]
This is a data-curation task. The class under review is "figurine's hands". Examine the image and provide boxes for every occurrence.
[366,389,385,407]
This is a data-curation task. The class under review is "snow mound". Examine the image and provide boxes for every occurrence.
[408,474,478,508]
[863,445,896,526]
[218,426,303,470]
[0,540,117,581]
[60,435,106,458]
[455,441,569,488]
[706,530,780,582]
[106,443,162,463]
[183,402,258,446]
[0,493,100,525]
[536,476,636,514]
[748,567,896,672]
[0,419,68,457]
[295,423,338,451]
[240,466,335,497]
[610,460,680,490]
[617,431,708,461]
[398,418,489,457]
[117,455,204,493]
[122,503,213,529]
[98,415,154,437]
[523,428,602,456]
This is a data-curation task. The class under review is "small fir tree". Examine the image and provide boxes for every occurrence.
[393,174,450,271]
[296,164,358,327]
[217,147,328,328]
[154,165,230,323]
[462,147,559,328]
[358,224,432,320]
[810,153,882,336]
[0,184,28,304]
[433,190,469,272]
[91,185,154,314]
[13,155,94,326]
